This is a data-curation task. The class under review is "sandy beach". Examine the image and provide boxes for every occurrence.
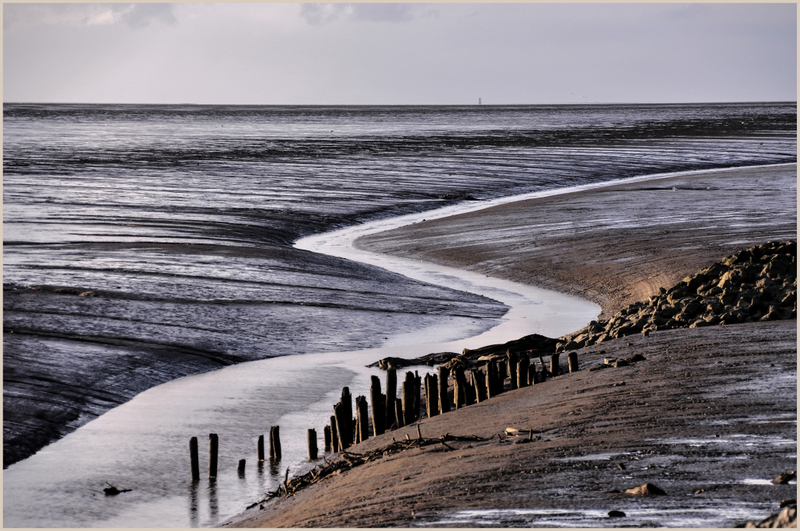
[226,163,796,528]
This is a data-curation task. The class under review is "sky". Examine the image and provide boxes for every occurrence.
[3,2,797,105]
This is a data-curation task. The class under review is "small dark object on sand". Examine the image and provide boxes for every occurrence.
[625,483,666,496]
[772,471,796,484]
[103,482,131,496]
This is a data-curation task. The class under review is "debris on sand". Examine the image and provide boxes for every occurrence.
[625,483,667,496]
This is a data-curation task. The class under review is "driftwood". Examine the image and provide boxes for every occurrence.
[248,432,487,506]
[462,334,558,360]
[368,352,460,371]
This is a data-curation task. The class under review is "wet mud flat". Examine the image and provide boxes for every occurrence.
[3,241,506,467]
[226,320,797,528]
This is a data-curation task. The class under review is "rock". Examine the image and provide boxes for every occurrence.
[772,471,796,484]
[625,483,666,496]
[608,510,626,518]
[737,504,797,528]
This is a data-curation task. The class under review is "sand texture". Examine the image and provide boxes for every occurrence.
[227,165,797,528]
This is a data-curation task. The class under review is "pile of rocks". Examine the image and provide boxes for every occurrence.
[558,241,796,352]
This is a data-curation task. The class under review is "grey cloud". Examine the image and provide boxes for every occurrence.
[3,3,176,31]
[121,4,176,29]
[300,3,429,25]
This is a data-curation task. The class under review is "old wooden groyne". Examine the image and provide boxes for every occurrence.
[187,348,577,484]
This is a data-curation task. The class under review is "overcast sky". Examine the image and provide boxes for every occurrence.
[3,2,797,105]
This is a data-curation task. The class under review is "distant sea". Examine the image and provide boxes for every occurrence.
[4,102,797,472]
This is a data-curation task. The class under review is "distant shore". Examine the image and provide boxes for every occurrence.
[227,163,797,528]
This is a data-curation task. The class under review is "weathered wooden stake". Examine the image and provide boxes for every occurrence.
[208,433,219,479]
[461,368,475,405]
[341,387,353,442]
[394,398,404,429]
[356,396,369,443]
[414,371,422,418]
[401,374,414,425]
[238,459,246,474]
[568,352,579,373]
[518,357,529,388]
[485,363,496,399]
[257,434,265,462]
[307,429,318,460]
[269,426,282,461]
[550,353,560,377]
[370,375,385,436]
[385,368,397,429]
[329,415,338,452]
[438,366,450,414]
[471,369,484,403]
[529,363,538,385]
[190,436,200,482]
[333,402,351,451]
[426,374,439,418]
[507,351,518,390]
[323,425,332,452]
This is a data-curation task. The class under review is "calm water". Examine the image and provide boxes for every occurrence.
[3,102,796,526]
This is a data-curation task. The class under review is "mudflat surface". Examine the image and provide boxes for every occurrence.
[357,164,797,319]
[228,164,797,528]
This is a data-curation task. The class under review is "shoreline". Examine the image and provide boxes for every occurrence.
[228,163,797,528]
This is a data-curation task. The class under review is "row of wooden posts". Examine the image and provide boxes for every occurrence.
[190,350,578,480]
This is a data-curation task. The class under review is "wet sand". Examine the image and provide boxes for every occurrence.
[227,164,797,527]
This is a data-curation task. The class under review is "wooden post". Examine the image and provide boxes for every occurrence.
[471,369,484,403]
[529,363,538,385]
[329,416,338,452]
[402,373,414,425]
[518,357,529,388]
[269,426,282,461]
[413,371,421,419]
[568,352,579,373]
[550,353,560,377]
[341,387,353,443]
[190,437,200,482]
[385,369,397,430]
[462,368,475,405]
[356,396,369,443]
[307,429,318,460]
[485,363,495,399]
[438,366,450,414]
[334,402,350,451]
[238,459,246,474]
[495,361,505,395]
[394,398,404,429]
[257,434,265,462]
[208,433,218,479]
[323,425,332,452]
[370,375,385,436]
[426,374,439,418]
[507,351,518,390]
